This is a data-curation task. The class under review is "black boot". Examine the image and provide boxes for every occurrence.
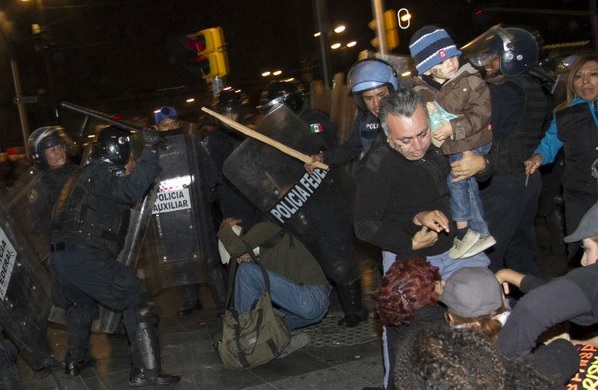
[35,357,64,379]
[129,367,180,387]
[64,330,95,377]
[130,322,180,387]
[177,299,202,317]
[177,284,202,317]
[208,267,227,310]
[64,349,96,377]
[336,279,369,328]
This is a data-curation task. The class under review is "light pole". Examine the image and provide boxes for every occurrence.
[0,25,30,159]
[312,0,332,89]
[371,0,388,54]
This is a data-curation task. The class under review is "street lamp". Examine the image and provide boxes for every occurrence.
[333,25,346,33]
[261,70,283,77]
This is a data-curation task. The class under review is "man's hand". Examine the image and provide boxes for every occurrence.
[451,151,486,183]
[220,217,242,230]
[426,102,437,115]
[236,253,253,265]
[412,226,439,251]
[524,154,542,176]
[495,268,525,295]
[413,210,450,233]
[304,153,323,175]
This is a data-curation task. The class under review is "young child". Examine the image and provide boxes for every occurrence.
[409,25,495,259]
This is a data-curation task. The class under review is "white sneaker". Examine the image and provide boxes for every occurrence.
[462,235,497,258]
[278,333,310,358]
[449,229,480,259]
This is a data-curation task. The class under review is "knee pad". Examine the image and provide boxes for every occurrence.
[320,257,360,284]
[134,300,158,326]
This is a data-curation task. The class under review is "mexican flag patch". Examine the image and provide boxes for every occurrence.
[310,123,323,133]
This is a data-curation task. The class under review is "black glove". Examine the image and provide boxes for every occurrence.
[139,128,163,147]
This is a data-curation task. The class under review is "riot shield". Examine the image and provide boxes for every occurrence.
[0,183,56,371]
[5,166,53,263]
[142,128,226,306]
[223,104,357,284]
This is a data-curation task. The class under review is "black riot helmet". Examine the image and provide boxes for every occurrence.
[93,126,131,166]
[257,79,305,114]
[28,126,68,167]
[462,25,539,78]
[214,87,248,118]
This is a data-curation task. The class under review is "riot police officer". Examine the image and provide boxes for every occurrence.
[258,79,339,152]
[456,26,553,275]
[204,87,260,230]
[27,126,78,230]
[306,59,399,171]
[257,80,368,327]
[50,126,180,386]
[149,106,226,314]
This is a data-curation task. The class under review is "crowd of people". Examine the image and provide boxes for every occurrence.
[1,22,597,390]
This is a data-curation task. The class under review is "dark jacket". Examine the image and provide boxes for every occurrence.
[487,73,551,175]
[497,263,598,359]
[52,147,160,255]
[299,106,339,152]
[322,110,379,166]
[218,222,329,287]
[556,102,598,203]
[32,163,78,229]
[354,134,455,257]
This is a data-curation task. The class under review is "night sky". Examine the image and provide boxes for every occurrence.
[0,0,592,149]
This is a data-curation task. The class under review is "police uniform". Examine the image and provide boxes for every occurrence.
[31,164,78,230]
[299,106,339,153]
[481,73,551,275]
[204,126,259,230]
[50,145,178,385]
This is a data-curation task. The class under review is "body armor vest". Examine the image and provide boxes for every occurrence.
[52,161,129,257]
[556,102,598,201]
[491,74,551,175]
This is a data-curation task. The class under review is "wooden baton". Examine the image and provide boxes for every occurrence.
[201,107,329,170]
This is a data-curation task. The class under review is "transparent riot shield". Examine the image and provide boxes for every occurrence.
[223,104,356,279]
[5,166,53,263]
[142,129,226,306]
[0,184,56,371]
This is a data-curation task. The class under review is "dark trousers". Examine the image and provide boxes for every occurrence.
[49,243,145,359]
[480,171,542,275]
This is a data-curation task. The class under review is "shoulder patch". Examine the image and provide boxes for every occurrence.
[310,123,323,133]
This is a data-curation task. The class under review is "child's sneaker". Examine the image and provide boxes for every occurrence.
[449,229,480,259]
[462,235,496,258]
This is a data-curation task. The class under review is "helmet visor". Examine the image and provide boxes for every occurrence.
[256,96,285,115]
[462,25,507,67]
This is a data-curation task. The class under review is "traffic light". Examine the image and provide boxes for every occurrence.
[184,27,226,54]
[384,10,399,50]
[183,52,229,79]
[183,27,230,79]
[369,10,399,50]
